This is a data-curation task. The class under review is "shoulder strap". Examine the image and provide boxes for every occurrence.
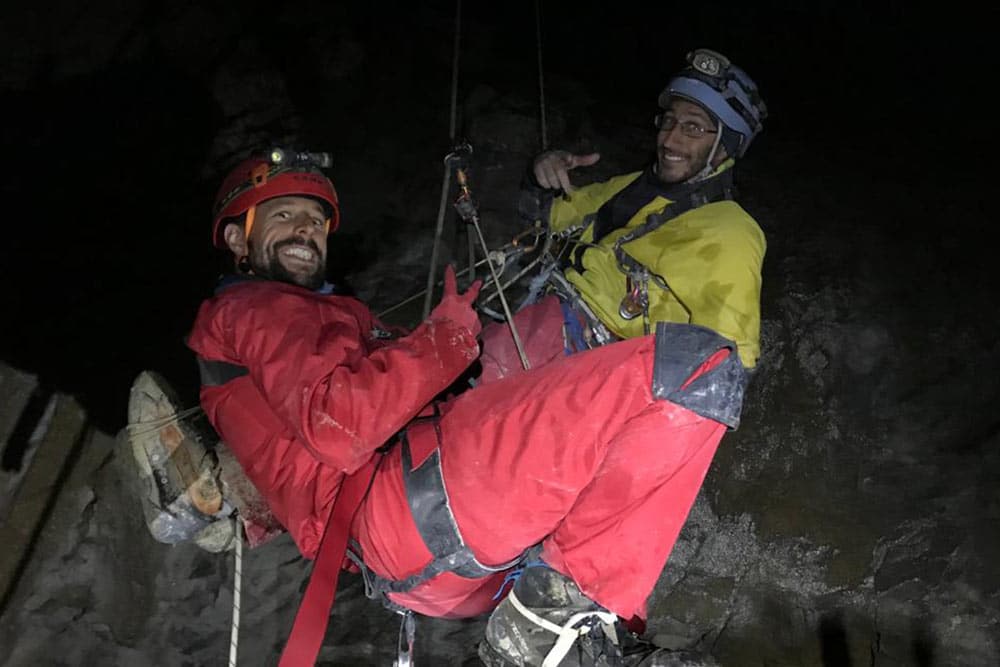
[573,168,734,276]
[610,169,736,286]
[591,167,734,244]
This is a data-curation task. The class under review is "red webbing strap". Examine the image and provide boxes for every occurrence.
[278,457,378,666]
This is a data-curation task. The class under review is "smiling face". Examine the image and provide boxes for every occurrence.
[224,195,329,290]
[655,97,727,184]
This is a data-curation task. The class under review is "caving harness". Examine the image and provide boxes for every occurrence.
[606,167,736,335]
[344,406,533,667]
[525,165,736,348]
[345,406,528,614]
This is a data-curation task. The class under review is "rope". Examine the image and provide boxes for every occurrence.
[228,518,243,667]
[463,192,531,370]
[448,0,462,142]
[125,406,203,437]
[380,252,513,319]
[467,218,477,285]
[423,0,464,318]
[423,167,453,318]
[450,0,476,289]
[535,0,548,151]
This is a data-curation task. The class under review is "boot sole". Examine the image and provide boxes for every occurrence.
[125,371,230,545]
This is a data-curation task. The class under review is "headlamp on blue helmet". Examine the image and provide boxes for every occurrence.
[659,48,767,158]
[690,49,728,77]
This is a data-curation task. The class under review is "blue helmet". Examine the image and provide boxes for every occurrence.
[659,48,767,158]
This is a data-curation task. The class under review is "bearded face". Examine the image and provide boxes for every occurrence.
[249,234,326,290]
[232,195,329,290]
[655,97,727,184]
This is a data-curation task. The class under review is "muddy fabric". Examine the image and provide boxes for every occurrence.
[187,280,730,621]
[477,294,568,383]
[539,163,765,366]
[187,279,478,557]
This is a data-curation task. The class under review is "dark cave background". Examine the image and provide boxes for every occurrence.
[1,2,997,666]
[2,2,983,431]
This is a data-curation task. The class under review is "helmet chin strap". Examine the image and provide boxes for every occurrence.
[686,126,725,184]
[244,205,257,239]
[239,237,259,276]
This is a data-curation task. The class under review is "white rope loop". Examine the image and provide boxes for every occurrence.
[125,406,203,437]
[228,518,243,667]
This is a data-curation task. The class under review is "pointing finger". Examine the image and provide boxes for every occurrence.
[443,264,457,297]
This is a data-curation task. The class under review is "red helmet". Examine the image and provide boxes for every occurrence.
[211,153,340,248]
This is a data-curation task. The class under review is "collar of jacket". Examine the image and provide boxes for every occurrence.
[214,273,340,296]
[645,157,735,199]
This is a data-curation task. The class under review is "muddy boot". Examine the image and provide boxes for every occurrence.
[122,370,235,552]
[479,565,624,667]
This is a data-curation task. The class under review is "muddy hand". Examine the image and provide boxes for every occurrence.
[533,150,601,193]
[430,264,483,336]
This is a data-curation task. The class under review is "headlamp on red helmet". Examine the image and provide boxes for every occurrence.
[211,148,340,248]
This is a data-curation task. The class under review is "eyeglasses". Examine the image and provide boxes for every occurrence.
[655,114,718,139]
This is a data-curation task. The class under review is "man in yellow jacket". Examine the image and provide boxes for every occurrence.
[484,48,767,376]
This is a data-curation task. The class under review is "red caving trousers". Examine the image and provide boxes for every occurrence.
[353,333,727,622]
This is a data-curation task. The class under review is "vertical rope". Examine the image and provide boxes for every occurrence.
[535,0,548,151]
[424,167,453,318]
[449,0,461,142]
[424,0,464,319]
[228,519,243,667]
[470,213,531,370]
[467,218,477,284]
[452,0,476,288]
[453,0,477,289]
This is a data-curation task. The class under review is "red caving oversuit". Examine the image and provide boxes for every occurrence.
[186,279,728,621]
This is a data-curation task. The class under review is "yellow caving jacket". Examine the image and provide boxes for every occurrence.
[544,161,765,367]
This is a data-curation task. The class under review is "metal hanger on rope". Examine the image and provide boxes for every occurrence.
[449,150,532,371]
[418,0,551,372]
